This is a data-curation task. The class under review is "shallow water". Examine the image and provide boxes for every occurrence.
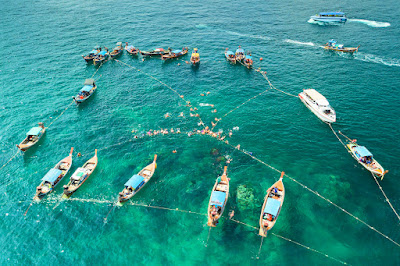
[1,0,400,264]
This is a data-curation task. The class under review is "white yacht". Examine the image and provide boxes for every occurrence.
[310,12,347,23]
[299,89,336,123]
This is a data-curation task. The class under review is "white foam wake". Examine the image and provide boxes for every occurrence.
[284,39,315,46]
[349,19,390,28]
[224,30,271,41]
[355,52,400,67]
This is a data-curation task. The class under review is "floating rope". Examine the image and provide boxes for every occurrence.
[259,71,299,98]
[46,100,75,128]
[211,88,270,131]
[115,59,207,129]
[0,150,20,172]
[218,139,400,248]
[328,124,400,223]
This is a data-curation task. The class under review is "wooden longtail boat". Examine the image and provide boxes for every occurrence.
[117,154,158,205]
[73,79,97,104]
[243,54,253,69]
[323,40,360,53]
[190,48,200,65]
[93,50,109,65]
[161,47,189,60]
[17,122,45,151]
[34,148,74,200]
[110,42,124,58]
[207,166,229,227]
[346,141,388,180]
[225,49,236,64]
[82,47,100,63]
[62,149,98,198]
[125,42,140,55]
[235,46,245,61]
[259,172,285,237]
[140,48,169,56]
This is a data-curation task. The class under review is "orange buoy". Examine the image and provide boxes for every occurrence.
[260,57,263,61]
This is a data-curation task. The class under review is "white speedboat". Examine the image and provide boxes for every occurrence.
[299,89,336,123]
[310,12,347,23]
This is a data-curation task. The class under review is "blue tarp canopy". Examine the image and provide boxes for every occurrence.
[80,85,93,92]
[98,51,107,56]
[26,127,42,136]
[329,39,337,43]
[226,51,234,55]
[42,168,62,184]
[263,198,281,217]
[125,174,144,188]
[320,12,345,16]
[172,50,181,54]
[89,50,98,54]
[236,48,244,53]
[354,146,373,157]
[126,45,133,50]
[245,55,252,59]
[210,191,226,207]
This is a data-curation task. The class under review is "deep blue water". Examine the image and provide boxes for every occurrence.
[1,0,399,264]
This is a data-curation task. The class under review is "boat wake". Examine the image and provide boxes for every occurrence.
[67,197,114,204]
[284,39,315,47]
[348,19,390,28]
[354,52,400,67]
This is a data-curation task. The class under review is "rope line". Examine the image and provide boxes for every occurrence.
[371,173,400,222]
[0,150,20,172]
[91,61,104,78]
[219,140,400,248]
[259,71,299,98]
[115,59,207,129]
[46,100,74,128]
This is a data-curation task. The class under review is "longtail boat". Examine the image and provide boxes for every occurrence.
[243,54,253,69]
[63,149,98,198]
[34,148,74,200]
[140,48,169,56]
[225,49,236,64]
[207,166,229,227]
[73,79,97,104]
[190,48,200,65]
[235,46,245,61]
[346,140,388,180]
[161,47,189,60]
[110,42,124,58]
[117,154,158,205]
[17,122,45,151]
[93,50,109,65]
[82,46,100,63]
[323,40,360,53]
[259,172,285,237]
[125,42,140,55]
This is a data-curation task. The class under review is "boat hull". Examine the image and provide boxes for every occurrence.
[323,46,359,53]
[17,126,46,152]
[310,16,347,23]
[299,93,336,123]
[346,143,386,178]
[207,167,229,227]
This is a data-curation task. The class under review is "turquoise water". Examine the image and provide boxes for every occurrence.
[1,0,400,264]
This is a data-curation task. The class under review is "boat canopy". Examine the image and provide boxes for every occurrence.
[42,168,62,184]
[72,168,86,180]
[155,48,164,52]
[245,55,252,59]
[192,53,199,57]
[89,50,98,54]
[26,127,42,136]
[210,191,226,207]
[84,78,95,85]
[320,12,345,16]
[264,198,281,217]
[236,48,244,53]
[125,174,144,188]
[329,39,337,44]
[126,45,134,50]
[172,49,181,54]
[116,42,122,46]
[226,51,234,55]
[354,146,373,157]
[98,51,107,56]
[113,46,121,51]
[304,89,330,106]
[80,85,93,92]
